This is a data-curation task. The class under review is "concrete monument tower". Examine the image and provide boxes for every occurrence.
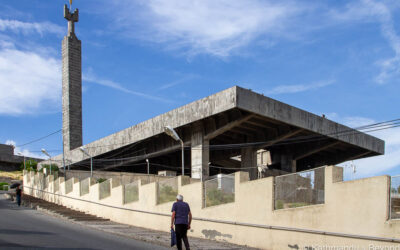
[62,2,82,152]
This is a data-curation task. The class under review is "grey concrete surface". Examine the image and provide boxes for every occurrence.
[46,86,384,168]
[0,193,169,250]
[62,5,83,152]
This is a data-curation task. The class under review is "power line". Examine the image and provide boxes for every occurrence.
[16,129,62,147]
[27,118,399,153]
[36,118,400,170]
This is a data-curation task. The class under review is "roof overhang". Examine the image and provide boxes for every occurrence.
[49,86,384,167]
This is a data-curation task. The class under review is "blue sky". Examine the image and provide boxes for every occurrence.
[0,0,399,179]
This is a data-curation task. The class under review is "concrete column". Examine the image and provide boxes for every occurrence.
[241,147,257,180]
[280,153,297,173]
[62,7,82,152]
[191,126,209,180]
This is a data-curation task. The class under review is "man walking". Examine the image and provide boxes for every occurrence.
[16,186,22,206]
[171,194,192,250]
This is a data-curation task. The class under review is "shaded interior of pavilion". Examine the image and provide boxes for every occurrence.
[68,108,379,180]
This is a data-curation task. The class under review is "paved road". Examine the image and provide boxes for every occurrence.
[0,194,169,250]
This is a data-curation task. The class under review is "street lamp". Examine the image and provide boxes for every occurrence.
[79,146,93,177]
[164,125,184,176]
[146,158,150,175]
[17,152,26,170]
[41,148,52,175]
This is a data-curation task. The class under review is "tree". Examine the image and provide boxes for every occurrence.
[39,164,59,173]
[21,160,38,171]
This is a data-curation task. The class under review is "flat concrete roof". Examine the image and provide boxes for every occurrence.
[54,86,384,165]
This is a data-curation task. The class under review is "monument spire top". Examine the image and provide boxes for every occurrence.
[64,3,79,37]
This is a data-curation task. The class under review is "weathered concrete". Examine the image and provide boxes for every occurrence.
[191,124,210,180]
[241,147,257,180]
[280,152,296,173]
[235,86,384,154]
[62,5,82,152]
[0,144,13,155]
[45,87,384,172]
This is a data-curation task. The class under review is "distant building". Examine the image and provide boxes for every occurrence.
[0,144,43,171]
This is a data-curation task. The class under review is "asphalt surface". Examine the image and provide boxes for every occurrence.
[0,193,170,250]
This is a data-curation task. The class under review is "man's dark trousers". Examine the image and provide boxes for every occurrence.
[16,195,21,206]
[175,224,190,250]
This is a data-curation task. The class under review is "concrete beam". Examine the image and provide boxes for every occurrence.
[345,151,371,162]
[294,141,341,161]
[204,114,255,140]
[258,129,303,149]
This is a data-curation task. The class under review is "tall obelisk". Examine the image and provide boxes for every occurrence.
[62,3,82,152]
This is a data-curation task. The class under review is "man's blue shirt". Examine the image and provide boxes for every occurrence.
[171,201,190,225]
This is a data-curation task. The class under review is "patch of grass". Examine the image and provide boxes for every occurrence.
[0,182,9,191]
[0,170,23,180]
[288,202,310,208]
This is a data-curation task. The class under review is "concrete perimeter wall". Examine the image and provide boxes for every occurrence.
[64,170,178,187]
[23,166,400,249]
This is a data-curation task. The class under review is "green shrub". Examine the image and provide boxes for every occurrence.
[158,185,177,204]
[0,182,9,191]
[20,160,38,171]
[205,188,234,207]
[41,164,59,173]
[96,178,107,184]
[275,200,284,209]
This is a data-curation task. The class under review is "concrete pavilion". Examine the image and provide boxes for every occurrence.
[42,4,384,180]
[46,86,384,180]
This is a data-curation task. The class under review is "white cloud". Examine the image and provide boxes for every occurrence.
[344,128,400,178]
[0,18,62,116]
[109,0,301,57]
[333,115,400,178]
[340,116,375,128]
[263,80,334,95]
[83,72,171,103]
[0,14,170,116]
[0,18,63,36]
[5,140,44,159]
[0,48,61,115]
[330,0,400,84]
[157,74,198,90]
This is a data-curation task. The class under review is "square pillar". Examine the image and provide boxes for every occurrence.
[241,147,257,180]
[281,153,297,173]
[191,126,210,180]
